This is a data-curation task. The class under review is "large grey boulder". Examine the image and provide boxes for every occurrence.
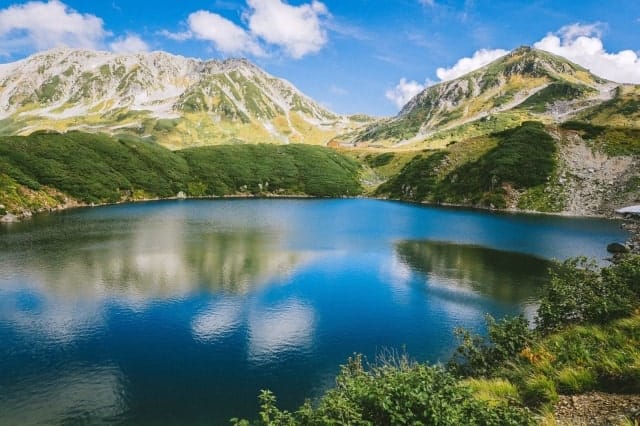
[0,213,19,223]
[607,242,629,254]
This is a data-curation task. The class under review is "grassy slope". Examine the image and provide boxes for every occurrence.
[465,313,640,423]
[0,132,362,214]
[375,121,558,210]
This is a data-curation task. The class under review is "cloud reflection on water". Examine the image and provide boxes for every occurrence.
[248,300,316,364]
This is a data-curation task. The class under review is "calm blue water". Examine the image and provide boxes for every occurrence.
[0,199,627,425]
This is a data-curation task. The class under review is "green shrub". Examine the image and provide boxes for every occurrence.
[556,367,597,394]
[366,152,395,168]
[234,355,533,425]
[187,182,208,197]
[536,257,637,333]
[522,374,558,406]
[448,314,533,378]
[464,378,521,407]
[603,254,640,297]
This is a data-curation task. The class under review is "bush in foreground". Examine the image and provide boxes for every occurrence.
[232,354,532,426]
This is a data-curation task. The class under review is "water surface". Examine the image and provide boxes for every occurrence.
[0,199,627,424]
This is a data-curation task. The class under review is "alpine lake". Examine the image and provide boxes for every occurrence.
[0,199,628,425]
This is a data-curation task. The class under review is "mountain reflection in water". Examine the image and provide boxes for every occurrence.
[395,240,551,305]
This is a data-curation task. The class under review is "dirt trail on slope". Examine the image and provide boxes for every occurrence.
[549,83,619,122]
[554,392,640,425]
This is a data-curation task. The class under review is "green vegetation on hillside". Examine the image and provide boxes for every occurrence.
[562,121,640,156]
[518,82,592,113]
[181,144,361,197]
[234,254,640,425]
[449,255,640,411]
[377,121,557,208]
[0,132,362,212]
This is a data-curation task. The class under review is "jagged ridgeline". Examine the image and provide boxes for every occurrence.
[0,48,369,148]
[0,132,362,214]
[356,47,620,149]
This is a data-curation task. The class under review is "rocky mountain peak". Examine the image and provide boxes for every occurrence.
[0,48,355,147]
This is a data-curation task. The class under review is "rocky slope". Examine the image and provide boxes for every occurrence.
[0,48,366,148]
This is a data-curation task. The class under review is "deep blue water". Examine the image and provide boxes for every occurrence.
[0,199,628,425]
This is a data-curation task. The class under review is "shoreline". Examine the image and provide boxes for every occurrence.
[6,194,640,254]
[1,193,631,223]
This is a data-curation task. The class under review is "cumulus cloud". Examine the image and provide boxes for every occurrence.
[0,0,109,54]
[385,78,428,109]
[436,48,509,81]
[109,34,149,54]
[534,23,640,84]
[161,0,329,59]
[187,10,264,56]
[246,0,329,58]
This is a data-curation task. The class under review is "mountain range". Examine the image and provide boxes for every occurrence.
[0,46,638,218]
[0,48,368,148]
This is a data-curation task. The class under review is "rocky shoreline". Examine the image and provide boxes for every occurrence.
[0,193,320,223]
[2,194,637,225]
[622,219,640,254]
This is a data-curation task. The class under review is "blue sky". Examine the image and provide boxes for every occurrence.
[0,0,638,116]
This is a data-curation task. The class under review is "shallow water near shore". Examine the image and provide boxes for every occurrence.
[0,199,627,424]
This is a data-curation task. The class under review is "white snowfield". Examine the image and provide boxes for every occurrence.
[616,206,640,215]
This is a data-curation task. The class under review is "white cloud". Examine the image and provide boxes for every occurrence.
[436,48,509,81]
[109,34,149,54]
[385,78,428,109]
[0,0,109,54]
[161,0,329,59]
[246,0,329,58]
[188,10,265,56]
[386,48,507,110]
[534,23,640,84]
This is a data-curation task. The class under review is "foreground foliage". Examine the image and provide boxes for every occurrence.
[232,355,532,426]
[236,254,640,425]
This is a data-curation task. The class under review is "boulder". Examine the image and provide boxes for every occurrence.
[607,242,629,254]
[0,213,19,223]
[176,191,187,199]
